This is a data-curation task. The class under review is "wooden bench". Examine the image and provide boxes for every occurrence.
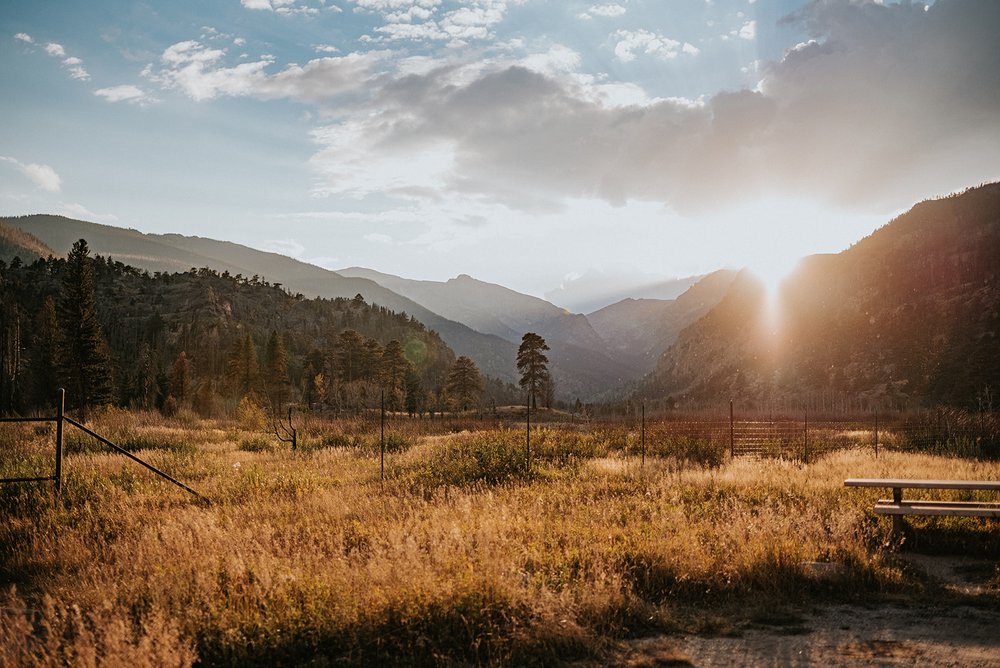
[844,478,1000,534]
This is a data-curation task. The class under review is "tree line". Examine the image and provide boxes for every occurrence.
[0,240,533,419]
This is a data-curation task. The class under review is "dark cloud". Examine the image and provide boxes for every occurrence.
[317,0,1000,214]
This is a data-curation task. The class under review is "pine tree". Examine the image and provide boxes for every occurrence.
[0,291,21,414]
[29,296,61,408]
[226,333,258,399]
[445,355,483,412]
[516,332,550,410]
[264,330,289,409]
[58,239,114,415]
[169,351,190,404]
[335,329,364,383]
[380,339,410,410]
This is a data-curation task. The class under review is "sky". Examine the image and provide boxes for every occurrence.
[2,0,999,308]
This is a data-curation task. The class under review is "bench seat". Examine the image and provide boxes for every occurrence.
[874,499,1000,518]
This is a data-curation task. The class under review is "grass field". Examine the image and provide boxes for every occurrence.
[1,410,998,666]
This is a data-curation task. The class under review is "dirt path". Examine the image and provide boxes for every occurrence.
[612,556,1000,667]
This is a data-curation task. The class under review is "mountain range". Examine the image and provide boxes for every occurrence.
[6,181,996,409]
[1,215,728,401]
[644,183,1000,410]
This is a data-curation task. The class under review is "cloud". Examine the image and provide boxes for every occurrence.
[353,0,516,45]
[0,156,62,192]
[737,19,756,39]
[259,238,305,256]
[613,29,699,62]
[364,232,393,243]
[241,0,321,14]
[94,84,157,105]
[145,40,388,102]
[62,56,90,80]
[31,39,91,80]
[59,202,118,223]
[578,4,626,20]
[304,0,1000,216]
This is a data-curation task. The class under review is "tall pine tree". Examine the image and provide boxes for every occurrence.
[516,332,550,410]
[58,239,114,416]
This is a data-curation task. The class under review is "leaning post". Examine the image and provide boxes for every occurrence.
[55,388,65,495]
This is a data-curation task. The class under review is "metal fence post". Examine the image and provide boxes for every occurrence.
[874,408,879,458]
[380,389,385,481]
[641,400,646,468]
[55,388,65,494]
[729,399,734,458]
[525,391,531,470]
[803,409,808,463]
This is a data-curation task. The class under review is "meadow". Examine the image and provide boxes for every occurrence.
[1,409,998,666]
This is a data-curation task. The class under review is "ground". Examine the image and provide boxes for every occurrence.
[610,554,1000,667]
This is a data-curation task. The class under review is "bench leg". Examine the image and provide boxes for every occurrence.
[891,487,903,537]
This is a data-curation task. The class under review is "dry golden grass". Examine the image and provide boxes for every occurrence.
[1,415,997,666]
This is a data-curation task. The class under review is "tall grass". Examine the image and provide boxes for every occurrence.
[1,412,997,665]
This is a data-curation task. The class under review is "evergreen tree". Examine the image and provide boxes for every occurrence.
[516,332,550,409]
[445,355,483,412]
[361,337,383,381]
[404,367,424,416]
[380,339,410,409]
[0,291,21,414]
[264,330,290,409]
[169,351,190,404]
[58,239,114,415]
[226,334,258,399]
[29,296,61,408]
[335,329,364,383]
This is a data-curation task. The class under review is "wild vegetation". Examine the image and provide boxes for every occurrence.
[1,411,997,666]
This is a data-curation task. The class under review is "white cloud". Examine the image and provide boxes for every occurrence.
[14,33,33,44]
[0,156,62,192]
[59,202,118,223]
[62,57,90,80]
[94,84,157,105]
[355,0,516,45]
[313,44,339,52]
[364,232,393,243]
[578,4,626,20]
[44,42,66,57]
[737,19,756,40]
[300,0,1000,218]
[146,41,389,103]
[259,238,305,256]
[613,29,698,62]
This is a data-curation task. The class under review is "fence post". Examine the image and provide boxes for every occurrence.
[803,409,808,464]
[729,399,734,458]
[641,400,646,468]
[55,388,64,494]
[380,389,385,481]
[874,408,879,458]
[525,391,531,470]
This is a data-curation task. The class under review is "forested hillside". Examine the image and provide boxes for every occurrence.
[0,241,484,417]
[645,183,1000,410]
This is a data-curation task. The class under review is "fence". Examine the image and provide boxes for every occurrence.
[0,389,202,499]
